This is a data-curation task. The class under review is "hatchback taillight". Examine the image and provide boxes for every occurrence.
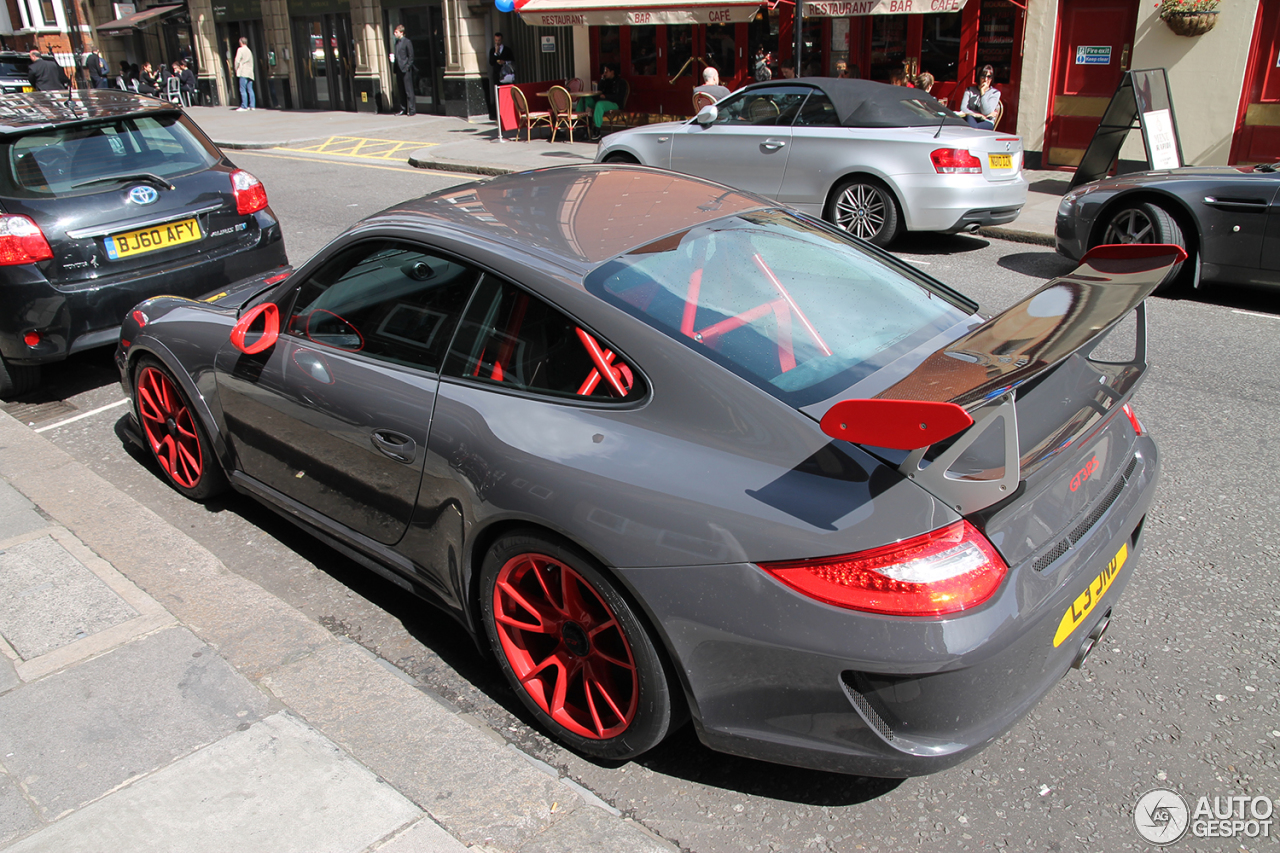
[759,521,1007,616]
[930,148,983,174]
[230,169,268,215]
[0,214,53,266]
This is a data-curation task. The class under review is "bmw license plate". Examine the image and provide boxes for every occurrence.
[988,153,1012,169]
[1052,543,1127,647]
[104,218,202,260]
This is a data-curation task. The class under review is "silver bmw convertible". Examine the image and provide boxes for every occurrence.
[595,78,1028,246]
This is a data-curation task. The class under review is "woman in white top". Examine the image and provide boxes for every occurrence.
[959,65,1000,130]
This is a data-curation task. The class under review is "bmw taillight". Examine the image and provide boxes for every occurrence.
[759,521,1007,617]
[930,148,983,174]
[1122,402,1144,436]
[230,169,268,215]
[0,214,53,265]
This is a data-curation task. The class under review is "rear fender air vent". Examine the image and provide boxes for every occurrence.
[839,672,894,743]
[1033,454,1140,573]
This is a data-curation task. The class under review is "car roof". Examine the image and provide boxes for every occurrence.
[0,90,182,135]
[737,77,968,128]
[365,164,773,274]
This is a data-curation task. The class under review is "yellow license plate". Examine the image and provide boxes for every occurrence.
[988,153,1012,169]
[105,218,202,260]
[22,86,32,93]
[1053,543,1126,647]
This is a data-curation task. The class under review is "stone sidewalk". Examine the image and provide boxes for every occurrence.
[0,410,673,853]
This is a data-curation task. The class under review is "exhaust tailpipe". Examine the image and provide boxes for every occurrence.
[1072,608,1112,670]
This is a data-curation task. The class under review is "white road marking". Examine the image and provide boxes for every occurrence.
[34,398,129,433]
[1232,309,1280,321]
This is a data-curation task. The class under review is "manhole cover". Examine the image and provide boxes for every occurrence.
[2,400,77,425]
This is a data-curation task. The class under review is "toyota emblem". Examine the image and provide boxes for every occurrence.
[127,185,160,205]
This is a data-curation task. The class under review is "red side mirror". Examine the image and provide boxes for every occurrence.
[230,303,279,354]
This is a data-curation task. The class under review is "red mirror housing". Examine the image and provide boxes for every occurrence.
[230,303,279,355]
[820,399,974,451]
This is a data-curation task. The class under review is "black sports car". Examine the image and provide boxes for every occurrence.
[0,90,287,398]
[1056,164,1280,293]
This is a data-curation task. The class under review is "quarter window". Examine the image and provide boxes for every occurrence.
[442,277,644,402]
[287,241,479,373]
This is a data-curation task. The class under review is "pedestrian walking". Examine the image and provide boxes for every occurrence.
[234,37,255,110]
[82,43,106,89]
[27,49,68,92]
[392,25,415,115]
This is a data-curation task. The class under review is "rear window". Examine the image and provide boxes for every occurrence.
[583,210,974,407]
[0,59,31,78]
[0,114,218,199]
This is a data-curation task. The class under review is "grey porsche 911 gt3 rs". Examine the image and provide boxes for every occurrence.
[116,164,1167,777]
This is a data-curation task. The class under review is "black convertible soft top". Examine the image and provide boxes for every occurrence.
[757,77,970,129]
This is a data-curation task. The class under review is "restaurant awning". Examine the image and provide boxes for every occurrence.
[96,4,183,35]
[515,0,761,27]
[803,0,968,16]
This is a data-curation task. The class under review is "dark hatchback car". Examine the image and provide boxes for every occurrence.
[1056,164,1280,294]
[117,166,1170,777]
[0,90,286,398]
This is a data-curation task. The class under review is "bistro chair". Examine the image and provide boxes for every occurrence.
[567,77,584,93]
[547,85,589,143]
[692,91,717,113]
[510,86,551,141]
[600,78,631,131]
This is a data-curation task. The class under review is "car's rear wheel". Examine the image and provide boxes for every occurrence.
[827,178,901,247]
[133,358,227,501]
[480,532,678,760]
[602,152,639,165]
[1098,201,1189,294]
[0,357,39,400]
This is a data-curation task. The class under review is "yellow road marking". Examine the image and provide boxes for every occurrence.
[274,135,436,161]
[233,149,459,178]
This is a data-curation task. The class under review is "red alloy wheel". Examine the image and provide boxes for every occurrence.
[492,552,639,740]
[136,366,203,489]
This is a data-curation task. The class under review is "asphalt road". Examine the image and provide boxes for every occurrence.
[10,150,1278,853]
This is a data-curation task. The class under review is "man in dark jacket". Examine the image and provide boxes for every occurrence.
[82,43,106,89]
[27,50,68,92]
[488,32,514,84]
[393,25,415,116]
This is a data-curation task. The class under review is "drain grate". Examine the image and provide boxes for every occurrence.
[2,400,77,425]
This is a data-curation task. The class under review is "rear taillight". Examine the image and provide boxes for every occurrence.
[230,169,268,215]
[0,214,53,265]
[759,521,1007,617]
[1122,403,1144,436]
[930,148,983,174]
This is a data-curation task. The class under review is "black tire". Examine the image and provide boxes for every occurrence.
[602,152,640,164]
[1098,201,1189,294]
[0,357,39,400]
[133,357,228,501]
[480,532,678,760]
[826,177,902,247]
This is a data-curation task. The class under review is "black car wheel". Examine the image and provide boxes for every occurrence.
[0,357,39,400]
[602,152,639,164]
[1098,202,1189,294]
[481,532,678,760]
[827,178,901,247]
[134,358,228,500]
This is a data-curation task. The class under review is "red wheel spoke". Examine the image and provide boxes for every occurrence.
[547,656,581,720]
[583,674,606,737]
[587,672,628,725]
[517,653,561,686]
[497,579,551,630]
[561,570,590,623]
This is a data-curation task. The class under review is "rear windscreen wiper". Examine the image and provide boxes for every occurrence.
[71,173,175,191]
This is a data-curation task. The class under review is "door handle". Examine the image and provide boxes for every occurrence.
[761,139,786,151]
[371,429,417,463]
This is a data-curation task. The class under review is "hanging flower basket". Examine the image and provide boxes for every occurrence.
[1157,0,1219,37]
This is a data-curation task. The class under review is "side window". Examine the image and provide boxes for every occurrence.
[287,241,480,373]
[794,92,841,127]
[442,277,645,402]
[712,86,812,127]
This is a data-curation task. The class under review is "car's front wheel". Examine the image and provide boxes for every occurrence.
[826,178,901,247]
[1098,201,1190,294]
[480,532,679,760]
[602,152,640,165]
[133,358,228,500]
[0,357,39,400]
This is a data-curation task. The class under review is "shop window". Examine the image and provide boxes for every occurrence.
[747,9,780,80]
[631,27,658,76]
[870,16,907,83]
[598,25,621,71]
[287,241,479,373]
[669,25,694,81]
[443,278,644,402]
[705,24,735,77]
[920,12,962,84]
[977,0,1017,84]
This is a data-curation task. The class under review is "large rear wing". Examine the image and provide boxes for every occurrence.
[818,244,1184,514]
